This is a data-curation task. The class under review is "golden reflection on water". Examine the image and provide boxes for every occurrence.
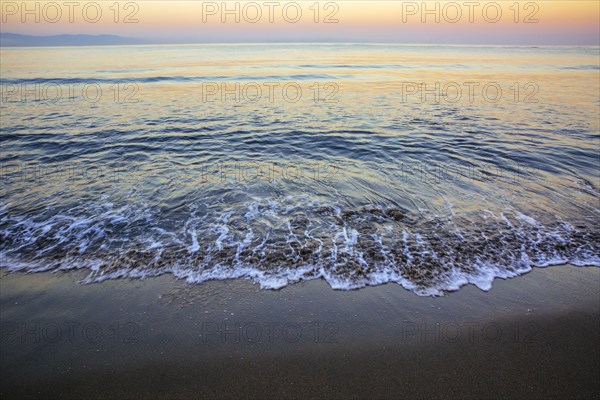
[1,44,598,212]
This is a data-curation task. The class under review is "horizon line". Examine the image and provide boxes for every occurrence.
[1,33,599,48]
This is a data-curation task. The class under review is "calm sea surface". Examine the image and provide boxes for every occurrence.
[1,44,598,295]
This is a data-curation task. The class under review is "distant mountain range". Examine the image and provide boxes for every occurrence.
[0,33,146,47]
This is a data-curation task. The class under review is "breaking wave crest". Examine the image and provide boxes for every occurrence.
[2,196,598,296]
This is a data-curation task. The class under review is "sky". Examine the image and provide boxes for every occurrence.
[1,1,599,45]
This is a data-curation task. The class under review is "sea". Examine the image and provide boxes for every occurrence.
[1,43,599,295]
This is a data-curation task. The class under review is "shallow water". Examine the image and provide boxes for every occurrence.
[1,44,599,295]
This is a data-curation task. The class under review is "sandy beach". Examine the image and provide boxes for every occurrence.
[1,265,598,399]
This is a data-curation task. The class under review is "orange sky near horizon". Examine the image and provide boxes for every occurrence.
[1,1,598,44]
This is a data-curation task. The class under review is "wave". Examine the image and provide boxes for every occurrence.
[1,196,598,296]
[0,74,339,86]
[559,65,600,70]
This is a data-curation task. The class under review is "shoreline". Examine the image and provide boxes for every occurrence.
[1,265,599,399]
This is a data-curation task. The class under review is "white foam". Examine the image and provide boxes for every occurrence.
[516,212,539,226]
[2,196,599,297]
[187,229,200,253]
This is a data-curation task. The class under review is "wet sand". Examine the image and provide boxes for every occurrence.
[1,265,599,399]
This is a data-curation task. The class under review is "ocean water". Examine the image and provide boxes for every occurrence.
[1,44,599,295]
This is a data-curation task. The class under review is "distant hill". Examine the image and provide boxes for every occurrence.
[0,33,146,47]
